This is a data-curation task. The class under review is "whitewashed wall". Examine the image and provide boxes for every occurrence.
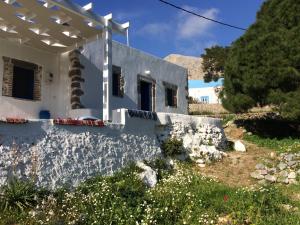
[0,120,161,189]
[111,41,188,114]
[0,38,188,119]
[58,41,104,119]
[0,39,60,118]
[0,111,226,189]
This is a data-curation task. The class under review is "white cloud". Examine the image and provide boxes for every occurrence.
[136,5,219,55]
[177,6,219,40]
[136,23,171,39]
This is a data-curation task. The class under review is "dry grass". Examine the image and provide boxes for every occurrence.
[196,125,276,187]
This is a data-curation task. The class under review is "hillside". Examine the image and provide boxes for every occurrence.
[164,54,204,80]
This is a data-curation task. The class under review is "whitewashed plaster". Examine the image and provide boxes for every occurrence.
[0,111,226,189]
[111,41,188,115]
[0,38,188,120]
[0,39,60,118]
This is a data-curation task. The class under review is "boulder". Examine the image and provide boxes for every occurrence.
[165,158,174,169]
[278,170,289,178]
[198,164,206,168]
[250,171,264,180]
[268,167,277,175]
[288,172,297,179]
[234,140,246,152]
[196,159,205,164]
[287,161,297,167]
[284,154,294,162]
[136,162,157,188]
[265,175,277,183]
[278,162,287,170]
[259,170,268,175]
[270,152,277,159]
[255,163,266,170]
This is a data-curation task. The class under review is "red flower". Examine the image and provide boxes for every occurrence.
[223,195,229,202]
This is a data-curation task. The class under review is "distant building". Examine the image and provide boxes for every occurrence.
[165,54,223,104]
[189,79,223,104]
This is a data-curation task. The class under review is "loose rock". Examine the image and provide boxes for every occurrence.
[265,175,277,183]
[234,140,246,152]
[250,171,264,180]
[255,163,266,170]
[288,172,296,179]
[136,162,157,188]
[278,162,287,170]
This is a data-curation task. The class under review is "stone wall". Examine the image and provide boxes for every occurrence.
[0,112,227,189]
[0,121,161,189]
[156,112,227,149]
[189,104,228,115]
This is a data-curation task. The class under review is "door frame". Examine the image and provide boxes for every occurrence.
[137,74,156,111]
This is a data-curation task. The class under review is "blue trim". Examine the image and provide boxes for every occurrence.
[189,79,224,88]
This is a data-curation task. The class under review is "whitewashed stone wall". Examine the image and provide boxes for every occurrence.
[156,113,226,149]
[0,112,227,189]
[0,121,161,189]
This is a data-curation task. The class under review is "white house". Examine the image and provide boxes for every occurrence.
[189,80,223,104]
[0,0,188,121]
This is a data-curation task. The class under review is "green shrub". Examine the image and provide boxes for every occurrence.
[161,138,184,157]
[0,178,37,212]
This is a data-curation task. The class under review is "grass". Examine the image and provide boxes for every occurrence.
[221,114,236,126]
[244,134,300,153]
[0,162,299,225]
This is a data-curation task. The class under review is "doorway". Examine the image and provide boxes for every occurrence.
[140,80,152,111]
[138,75,156,112]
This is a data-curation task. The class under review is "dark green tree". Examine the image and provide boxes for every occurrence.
[221,0,300,121]
[201,46,230,82]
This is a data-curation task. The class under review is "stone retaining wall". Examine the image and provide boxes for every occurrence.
[0,121,161,189]
[0,112,227,189]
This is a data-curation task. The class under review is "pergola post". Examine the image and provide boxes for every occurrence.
[102,17,113,121]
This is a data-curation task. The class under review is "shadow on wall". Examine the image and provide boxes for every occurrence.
[80,54,138,118]
[79,55,103,114]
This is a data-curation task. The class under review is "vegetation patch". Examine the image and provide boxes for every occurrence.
[161,138,184,157]
[244,134,300,153]
[0,163,299,224]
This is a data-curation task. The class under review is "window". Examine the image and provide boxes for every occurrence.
[2,57,41,101]
[112,65,123,97]
[200,96,209,104]
[163,82,177,107]
[12,65,35,100]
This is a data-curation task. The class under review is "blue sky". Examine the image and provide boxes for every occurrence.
[189,79,223,88]
[74,0,264,58]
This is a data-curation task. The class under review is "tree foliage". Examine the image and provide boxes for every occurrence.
[201,45,230,82]
[221,0,300,121]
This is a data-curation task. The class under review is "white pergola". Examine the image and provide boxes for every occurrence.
[0,0,130,120]
[0,0,129,53]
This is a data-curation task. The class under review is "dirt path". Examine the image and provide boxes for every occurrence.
[196,124,276,187]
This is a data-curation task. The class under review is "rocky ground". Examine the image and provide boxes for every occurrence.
[197,118,299,187]
[251,152,300,185]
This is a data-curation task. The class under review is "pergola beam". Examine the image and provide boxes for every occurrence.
[0,0,130,53]
[47,0,129,35]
